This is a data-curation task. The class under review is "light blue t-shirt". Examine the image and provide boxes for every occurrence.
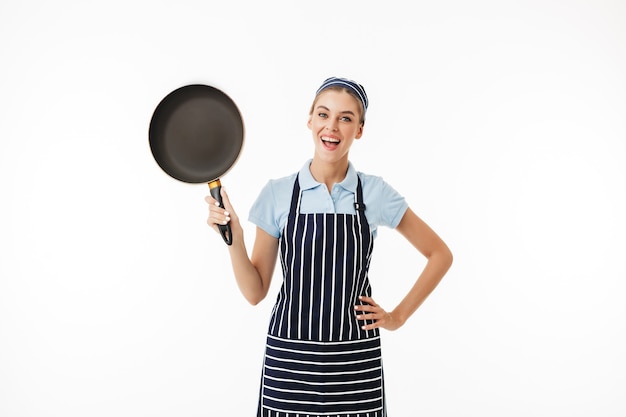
[248,160,408,239]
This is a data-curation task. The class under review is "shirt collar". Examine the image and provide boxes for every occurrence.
[298,159,358,192]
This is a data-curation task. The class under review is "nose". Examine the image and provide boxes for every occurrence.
[326,119,338,131]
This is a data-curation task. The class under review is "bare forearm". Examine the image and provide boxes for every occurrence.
[227,240,268,305]
[392,249,453,325]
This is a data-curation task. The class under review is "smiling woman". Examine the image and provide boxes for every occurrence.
[205,76,453,416]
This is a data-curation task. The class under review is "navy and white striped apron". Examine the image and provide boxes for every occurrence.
[257,175,386,417]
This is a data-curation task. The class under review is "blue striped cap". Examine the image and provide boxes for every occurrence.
[315,77,369,113]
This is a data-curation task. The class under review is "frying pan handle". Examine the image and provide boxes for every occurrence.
[208,180,232,246]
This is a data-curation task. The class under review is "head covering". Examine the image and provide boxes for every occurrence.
[315,77,369,114]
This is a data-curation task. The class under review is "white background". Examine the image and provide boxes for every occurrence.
[1,1,625,416]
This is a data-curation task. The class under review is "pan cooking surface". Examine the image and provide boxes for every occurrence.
[149,84,244,183]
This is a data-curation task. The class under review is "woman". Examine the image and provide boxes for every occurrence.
[206,77,453,416]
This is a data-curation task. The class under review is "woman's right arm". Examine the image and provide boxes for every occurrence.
[206,188,278,305]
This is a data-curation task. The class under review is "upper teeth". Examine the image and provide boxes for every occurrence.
[323,137,339,143]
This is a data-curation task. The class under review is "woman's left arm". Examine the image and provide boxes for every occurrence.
[356,208,453,331]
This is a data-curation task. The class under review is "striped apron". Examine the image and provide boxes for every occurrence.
[257,175,386,417]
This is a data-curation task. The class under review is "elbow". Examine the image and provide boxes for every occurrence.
[443,245,453,270]
[244,290,268,306]
[247,296,263,306]
[431,243,453,272]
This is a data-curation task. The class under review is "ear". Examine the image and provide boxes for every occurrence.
[307,116,313,130]
[355,124,364,139]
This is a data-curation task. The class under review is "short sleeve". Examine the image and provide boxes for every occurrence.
[360,173,408,232]
[380,180,408,228]
[248,180,281,238]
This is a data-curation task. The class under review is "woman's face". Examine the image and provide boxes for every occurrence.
[307,90,364,164]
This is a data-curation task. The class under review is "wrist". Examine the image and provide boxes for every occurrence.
[390,308,408,327]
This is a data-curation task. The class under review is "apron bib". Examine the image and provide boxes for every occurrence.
[257,175,386,417]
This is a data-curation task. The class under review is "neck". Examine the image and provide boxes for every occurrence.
[309,158,349,193]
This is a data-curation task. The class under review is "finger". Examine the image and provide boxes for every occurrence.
[360,315,390,331]
[206,202,230,226]
[355,304,383,319]
[354,304,367,314]
[356,313,378,322]
[354,296,378,313]
[356,308,387,320]
[207,201,226,216]
[209,207,231,225]
[358,295,378,307]
[219,187,232,210]
[206,192,230,215]
[360,317,383,331]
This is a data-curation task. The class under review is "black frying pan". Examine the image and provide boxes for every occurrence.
[149,84,244,245]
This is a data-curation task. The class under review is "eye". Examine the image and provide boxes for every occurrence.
[340,116,352,122]
[317,112,328,118]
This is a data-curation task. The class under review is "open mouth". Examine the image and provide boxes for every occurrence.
[321,136,340,149]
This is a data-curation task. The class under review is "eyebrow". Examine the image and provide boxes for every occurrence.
[315,105,356,116]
